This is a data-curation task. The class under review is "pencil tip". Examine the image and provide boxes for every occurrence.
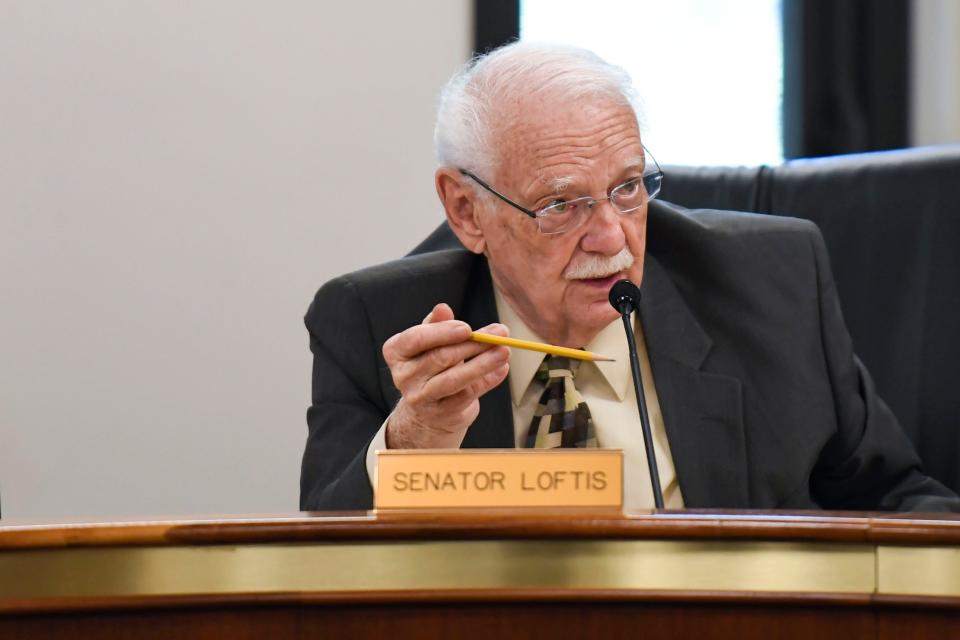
[594,356,616,362]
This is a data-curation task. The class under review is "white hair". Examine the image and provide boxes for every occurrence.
[434,42,644,179]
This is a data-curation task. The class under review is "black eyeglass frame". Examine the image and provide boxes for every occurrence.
[459,146,664,234]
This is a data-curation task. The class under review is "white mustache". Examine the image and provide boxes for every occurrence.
[564,247,635,280]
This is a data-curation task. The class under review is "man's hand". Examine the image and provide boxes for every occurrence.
[382,303,510,449]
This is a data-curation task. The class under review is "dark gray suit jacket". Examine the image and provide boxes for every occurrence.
[300,200,959,512]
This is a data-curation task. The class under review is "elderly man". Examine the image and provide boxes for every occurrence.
[300,43,958,512]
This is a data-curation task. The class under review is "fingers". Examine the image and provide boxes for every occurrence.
[382,303,512,449]
[384,319,471,362]
[417,344,509,401]
[420,326,507,375]
[474,322,509,338]
[474,357,511,395]
[386,321,509,394]
[386,355,510,449]
[384,315,508,373]
[433,358,511,415]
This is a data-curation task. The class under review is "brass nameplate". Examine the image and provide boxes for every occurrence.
[375,449,623,510]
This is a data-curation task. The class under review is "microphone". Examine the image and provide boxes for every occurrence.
[608,280,665,509]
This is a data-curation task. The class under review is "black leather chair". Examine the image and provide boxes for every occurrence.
[659,146,960,493]
[411,145,960,493]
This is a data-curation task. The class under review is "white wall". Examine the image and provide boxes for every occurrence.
[0,1,471,518]
[911,0,960,146]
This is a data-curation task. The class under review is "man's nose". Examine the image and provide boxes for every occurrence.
[580,199,625,254]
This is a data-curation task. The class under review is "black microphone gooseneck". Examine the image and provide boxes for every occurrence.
[608,279,665,509]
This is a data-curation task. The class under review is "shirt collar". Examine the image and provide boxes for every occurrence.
[493,287,633,404]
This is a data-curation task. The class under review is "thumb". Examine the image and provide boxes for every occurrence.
[422,302,455,324]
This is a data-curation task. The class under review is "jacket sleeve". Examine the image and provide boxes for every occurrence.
[807,226,960,512]
[299,274,389,511]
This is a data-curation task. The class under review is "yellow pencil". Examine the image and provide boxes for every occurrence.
[470,332,614,362]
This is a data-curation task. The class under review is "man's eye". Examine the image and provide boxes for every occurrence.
[616,179,640,196]
[545,199,570,213]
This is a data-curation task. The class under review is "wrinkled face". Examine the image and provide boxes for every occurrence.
[475,97,648,347]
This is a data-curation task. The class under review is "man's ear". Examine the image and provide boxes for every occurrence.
[435,168,486,254]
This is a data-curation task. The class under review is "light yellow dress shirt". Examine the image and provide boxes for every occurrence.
[494,288,684,511]
[366,287,685,512]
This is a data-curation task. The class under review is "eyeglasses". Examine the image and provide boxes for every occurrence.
[460,147,663,235]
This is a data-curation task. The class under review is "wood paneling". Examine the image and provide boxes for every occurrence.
[0,602,884,640]
[1,511,959,638]
[5,510,960,550]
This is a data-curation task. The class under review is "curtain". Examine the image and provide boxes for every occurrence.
[782,0,910,158]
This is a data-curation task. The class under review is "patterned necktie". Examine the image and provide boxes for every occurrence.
[525,355,598,448]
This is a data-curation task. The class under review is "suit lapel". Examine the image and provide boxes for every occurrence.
[460,255,515,449]
[640,256,750,508]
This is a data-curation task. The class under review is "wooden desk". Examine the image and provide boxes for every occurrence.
[1,511,959,638]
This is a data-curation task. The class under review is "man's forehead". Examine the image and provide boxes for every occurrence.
[540,153,645,189]
[498,94,635,134]
[493,102,641,188]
